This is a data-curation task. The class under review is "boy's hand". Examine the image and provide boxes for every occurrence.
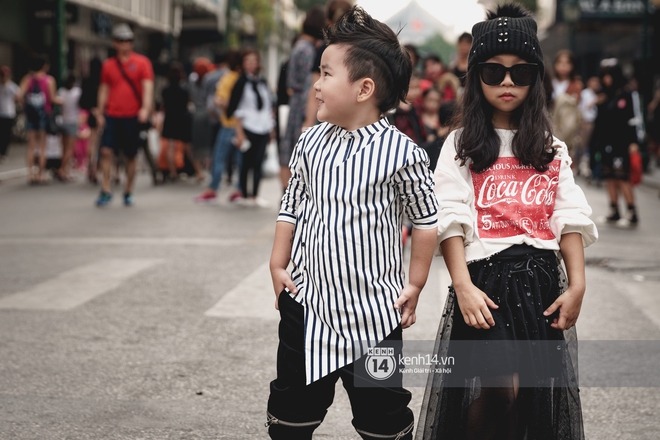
[454,282,499,329]
[270,267,297,310]
[543,286,584,330]
[394,284,421,329]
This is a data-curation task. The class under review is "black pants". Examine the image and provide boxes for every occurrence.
[267,292,414,440]
[0,117,13,157]
[240,129,269,198]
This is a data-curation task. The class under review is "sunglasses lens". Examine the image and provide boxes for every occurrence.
[480,64,537,86]
[481,64,505,86]
[511,65,536,86]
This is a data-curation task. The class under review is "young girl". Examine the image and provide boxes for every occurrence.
[57,73,82,181]
[551,50,583,167]
[418,4,598,439]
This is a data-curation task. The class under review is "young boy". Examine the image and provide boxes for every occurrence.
[267,7,438,440]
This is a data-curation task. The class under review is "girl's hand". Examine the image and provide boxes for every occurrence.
[543,287,584,330]
[270,268,297,310]
[394,284,421,329]
[454,282,499,329]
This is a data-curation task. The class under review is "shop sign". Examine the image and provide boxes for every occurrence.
[577,0,654,19]
[32,2,78,24]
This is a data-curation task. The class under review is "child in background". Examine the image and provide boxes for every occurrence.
[418,3,598,439]
[577,76,600,176]
[57,73,81,181]
[74,109,91,170]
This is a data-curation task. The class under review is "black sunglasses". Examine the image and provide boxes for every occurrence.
[114,39,133,43]
[478,63,538,86]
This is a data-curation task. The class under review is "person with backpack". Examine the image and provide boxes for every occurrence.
[18,54,59,184]
[94,23,154,207]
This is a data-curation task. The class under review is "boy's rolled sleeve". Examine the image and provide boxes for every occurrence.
[396,146,438,230]
[550,144,598,247]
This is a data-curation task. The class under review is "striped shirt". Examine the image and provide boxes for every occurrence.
[278,118,438,384]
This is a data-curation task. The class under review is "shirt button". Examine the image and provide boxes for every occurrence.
[301,242,306,247]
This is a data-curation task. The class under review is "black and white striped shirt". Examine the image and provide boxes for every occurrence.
[278,118,438,384]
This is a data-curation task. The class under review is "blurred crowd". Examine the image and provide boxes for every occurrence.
[0,0,656,218]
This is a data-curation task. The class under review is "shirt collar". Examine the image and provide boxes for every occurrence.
[333,118,390,141]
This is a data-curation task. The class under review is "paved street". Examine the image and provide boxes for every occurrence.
[1,145,660,439]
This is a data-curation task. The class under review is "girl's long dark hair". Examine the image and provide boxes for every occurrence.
[453,66,555,173]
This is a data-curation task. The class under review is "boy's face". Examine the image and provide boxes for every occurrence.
[315,44,363,128]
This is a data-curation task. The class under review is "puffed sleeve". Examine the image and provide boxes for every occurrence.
[394,140,438,230]
[433,130,475,252]
[277,126,311,224]
[550,139,598,247]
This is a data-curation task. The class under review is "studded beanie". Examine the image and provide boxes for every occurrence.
[468,3,544,79]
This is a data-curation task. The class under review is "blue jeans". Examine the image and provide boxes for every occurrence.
[209,126,242,191]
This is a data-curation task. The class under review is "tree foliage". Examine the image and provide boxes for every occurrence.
[237,0,275,46]
[418,33,455,67]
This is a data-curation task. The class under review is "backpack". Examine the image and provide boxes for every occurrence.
[24,78,47,123]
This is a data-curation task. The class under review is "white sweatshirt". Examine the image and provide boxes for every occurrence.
[435,128,597,262]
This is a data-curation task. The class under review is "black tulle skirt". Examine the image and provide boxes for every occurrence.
[416,245,584,440]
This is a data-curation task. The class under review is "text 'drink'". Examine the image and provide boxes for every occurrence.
[0,259,162,311]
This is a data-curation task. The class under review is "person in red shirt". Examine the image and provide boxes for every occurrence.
[94,23,154,207]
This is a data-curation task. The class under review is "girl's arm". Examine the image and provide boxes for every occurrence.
[17,75,29,101]
[269,221,298,310]
[49,77,62,105]
[441,236,498,329]
[543,232,585,330]
[394,226,437,329]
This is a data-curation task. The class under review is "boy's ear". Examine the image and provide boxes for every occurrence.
[356,78,376,103]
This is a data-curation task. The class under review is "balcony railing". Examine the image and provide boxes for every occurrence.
[68,0,173,32]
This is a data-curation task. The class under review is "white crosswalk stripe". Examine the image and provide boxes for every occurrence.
[205,261,280,320]
[0,259,162,310]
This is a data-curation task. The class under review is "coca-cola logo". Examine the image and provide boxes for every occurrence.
[471,158,560,240]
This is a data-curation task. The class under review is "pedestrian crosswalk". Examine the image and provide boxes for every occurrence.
[0,259,162,310]
[204,261,280,320]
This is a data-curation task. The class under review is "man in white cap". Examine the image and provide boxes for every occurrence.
[94,23,154,207]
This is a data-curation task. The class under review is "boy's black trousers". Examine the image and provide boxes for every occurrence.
[266,291,414,440]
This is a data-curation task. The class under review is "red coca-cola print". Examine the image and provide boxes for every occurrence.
[471,157,561,239]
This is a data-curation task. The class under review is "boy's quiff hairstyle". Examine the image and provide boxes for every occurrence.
[323,6,412,113]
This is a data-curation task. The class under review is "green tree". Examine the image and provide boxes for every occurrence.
[228,0,274,48]
[418,33,455,67]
